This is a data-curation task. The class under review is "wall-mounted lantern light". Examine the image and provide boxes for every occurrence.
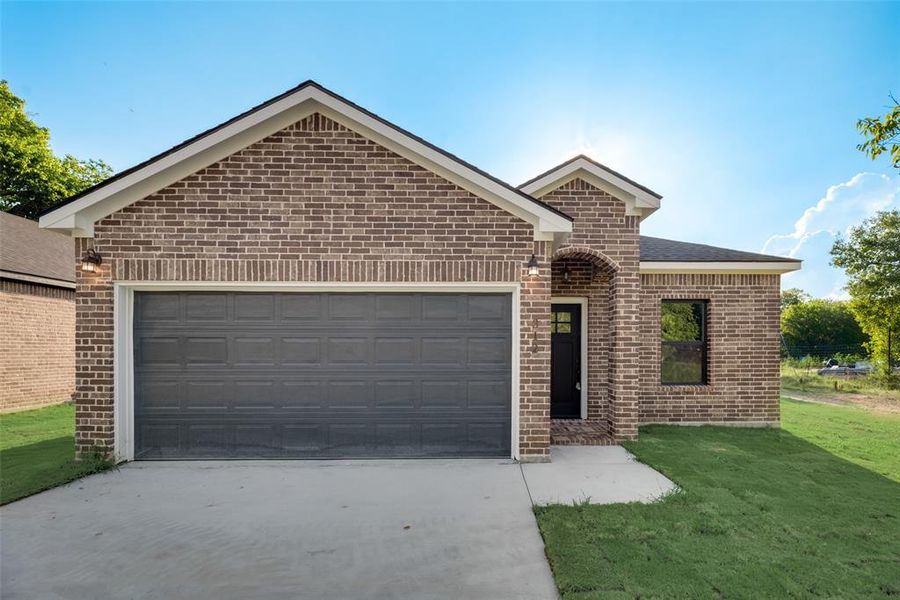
[80,248,102,273]
[562,265,571,283]
[526,254,540,277]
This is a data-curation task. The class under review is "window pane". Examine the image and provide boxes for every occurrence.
[661,343,704,384]
[661,301,703,341]
[557,312,571,323]
[556,323,571,333]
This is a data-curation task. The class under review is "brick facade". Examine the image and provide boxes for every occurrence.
[0,280,75,411]
[550,259,611,424]
[69,112,784,460]
[542,179,641,440]
[638,273,781,424]
[75,113,553,459]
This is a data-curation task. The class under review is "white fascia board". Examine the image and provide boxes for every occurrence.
[520,157,661,219]
[640,261,801,274]
[40,86,571,240]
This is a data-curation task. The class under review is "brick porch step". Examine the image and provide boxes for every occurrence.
[550,419,616,446]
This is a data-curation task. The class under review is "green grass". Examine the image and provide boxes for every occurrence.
[782,398,900,481]
[0,403,111,505]
[535,400,900,599]
[781,365,900,398]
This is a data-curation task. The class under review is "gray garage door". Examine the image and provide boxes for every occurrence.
[134,292,512,459]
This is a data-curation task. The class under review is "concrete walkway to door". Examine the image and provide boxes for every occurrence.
[0,448,674,600]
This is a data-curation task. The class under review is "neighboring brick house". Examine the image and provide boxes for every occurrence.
[1,212,76,411]
[39,81,799,462]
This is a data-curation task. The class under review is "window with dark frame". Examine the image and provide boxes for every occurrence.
[660,300,708,385]
[551,310,573,333]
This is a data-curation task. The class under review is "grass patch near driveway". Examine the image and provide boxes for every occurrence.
[1,403,111,505]
[534,400,900,599]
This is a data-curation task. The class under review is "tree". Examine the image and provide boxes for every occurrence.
[780,288,810,312]
[857,95,900,171]
[0,81,112,219]
[831,210,900,376]
[781,299,869,358]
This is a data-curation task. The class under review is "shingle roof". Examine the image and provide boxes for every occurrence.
[0,212,75,284]
[640,235,799,263]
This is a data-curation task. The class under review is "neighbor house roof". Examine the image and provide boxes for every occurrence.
[38,81,573,240]
[519,155,663,221]
[639,235,801,274]
[1,212,75,288]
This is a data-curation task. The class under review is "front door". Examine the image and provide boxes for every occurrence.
[550,303,581,419]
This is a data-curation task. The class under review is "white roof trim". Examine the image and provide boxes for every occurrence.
[40,84,573,239]
[640,261,801,275]
[520,156,661,220]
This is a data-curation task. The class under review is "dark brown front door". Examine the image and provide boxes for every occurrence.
[550,304,581,419]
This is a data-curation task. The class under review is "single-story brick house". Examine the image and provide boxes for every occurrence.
[39,81,799,462]
[1,211,76,412]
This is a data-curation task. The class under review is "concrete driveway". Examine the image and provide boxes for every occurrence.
[0,448,674,600]
[1,459,558,600]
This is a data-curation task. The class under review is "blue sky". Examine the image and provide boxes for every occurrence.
[3,1,898,297]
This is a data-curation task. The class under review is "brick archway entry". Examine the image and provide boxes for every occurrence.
[550,246,640,443]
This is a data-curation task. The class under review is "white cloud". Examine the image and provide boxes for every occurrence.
[762,172,899,298]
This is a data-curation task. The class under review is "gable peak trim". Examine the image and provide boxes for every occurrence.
[519,154,662,220]
[39,80,573,238]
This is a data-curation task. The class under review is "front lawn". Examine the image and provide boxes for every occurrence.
[0,403,111,505]
[535,400,900,598]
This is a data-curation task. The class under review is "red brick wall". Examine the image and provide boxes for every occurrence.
[76,113,552,459]
[542,179,641,440]
[638,273,781,424]
[0,280,75,411]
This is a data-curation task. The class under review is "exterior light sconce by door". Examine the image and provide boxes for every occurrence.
[80,248,102,273]
[526,254,540,277]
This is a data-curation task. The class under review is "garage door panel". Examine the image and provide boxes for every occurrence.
[185,337,228,365]
[185,294,227,320]
[184,381,229,410]
[234,381,275,410]
[326,381,372,408]
[375,294,414,320]
[327,338,370,365]
[329,295,372,320]
[233,337,276,365]
[281,338,321,364]
[421,381,462,408]
[134,292,511,459]
[138,380,180,410]
[468,294,509,322]
[374,381,416,407]
[281,294,322,320]
[281,381,323,408]
[374,337,416,364]
[138,293,180,322]
[139,337,180,366]
[468,338,509,365]
[421,295,461,321]
[234,294,274,321]
[467,381,508,408]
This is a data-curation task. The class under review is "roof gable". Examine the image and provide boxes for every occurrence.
[39,81,573,240]
[519,155,662,221]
